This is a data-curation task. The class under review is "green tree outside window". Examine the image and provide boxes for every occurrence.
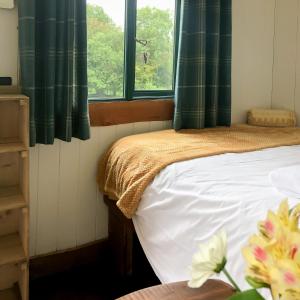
[87,2,176,100]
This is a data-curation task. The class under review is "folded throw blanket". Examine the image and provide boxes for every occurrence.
[97,125,300,218]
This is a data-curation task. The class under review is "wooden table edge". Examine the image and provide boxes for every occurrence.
[116,279,235,300]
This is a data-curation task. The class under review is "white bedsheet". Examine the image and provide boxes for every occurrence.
[132,145,300,298]
[269,164,300,199]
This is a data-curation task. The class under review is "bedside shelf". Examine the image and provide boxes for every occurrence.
[0,94,29,299]
[0,234,26,267]
[0,285,21,300]
[0,186,26,213]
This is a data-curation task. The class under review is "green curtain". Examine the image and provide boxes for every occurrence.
[174,0,232,130]
[18,0,90,146]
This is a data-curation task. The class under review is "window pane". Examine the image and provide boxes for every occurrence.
[87,0,125,99]
[135,0,175,91]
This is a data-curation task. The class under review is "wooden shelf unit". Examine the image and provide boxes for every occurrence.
[0,285,21,300]
[0,94,29,300]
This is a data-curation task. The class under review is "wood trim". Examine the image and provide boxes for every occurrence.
[89,99,174,126]
[29,239,108,279]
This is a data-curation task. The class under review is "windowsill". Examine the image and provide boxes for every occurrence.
[89,99,174,126]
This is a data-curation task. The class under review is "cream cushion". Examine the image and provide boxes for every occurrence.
[248,108,296,127]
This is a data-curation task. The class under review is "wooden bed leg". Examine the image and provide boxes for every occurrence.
[104,196,135,277]
[104,195,160,294]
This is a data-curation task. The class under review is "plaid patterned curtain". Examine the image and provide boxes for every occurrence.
[18,0,90,146]
[174,0,232,130]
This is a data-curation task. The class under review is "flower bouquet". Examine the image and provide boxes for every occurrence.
[188,200,300,300]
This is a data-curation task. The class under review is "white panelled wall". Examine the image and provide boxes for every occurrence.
[29,121,172,256]
[232,0,300,122]
[272,0,300,121]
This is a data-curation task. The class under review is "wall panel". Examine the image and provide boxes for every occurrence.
[133,122,151,134]
[231,0,275,124]
[271,0,300,124]
[35,141,60,255]
[57,139,80,250]
[94,126,116,240]
[29,121,171,255]
[115,123,135,140]
[150,121,168,131]
[294,0,300,122]
[272,0,298,110]
[77,128,100,245]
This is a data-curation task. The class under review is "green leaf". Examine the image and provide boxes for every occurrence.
[246,276,270,289]
[227,289,266,300]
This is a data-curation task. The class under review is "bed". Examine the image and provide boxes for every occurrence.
[98,125,300,297]
[133,145,300,290]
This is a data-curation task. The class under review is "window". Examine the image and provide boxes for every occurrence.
[87,0,125,99]
[87,0,179,101]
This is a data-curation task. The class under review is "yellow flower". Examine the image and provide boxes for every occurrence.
[257,200,300,242]
[269,260,300,299]
[280,290,300,300]
[288,232,300,263]
[289,204,300,232]
[243,235,272,285]
[243,199,300,299]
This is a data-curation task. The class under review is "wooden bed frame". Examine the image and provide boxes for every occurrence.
[104,195,159,287]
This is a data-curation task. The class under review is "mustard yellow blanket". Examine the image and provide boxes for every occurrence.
[97,125,300,218]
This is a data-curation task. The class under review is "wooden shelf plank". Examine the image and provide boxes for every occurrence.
[0,137,20,144]
[0,143,26,154]
[0,285,21,300]
[0,234,26,267]
[0,186,26,213]
[0,95,28,101]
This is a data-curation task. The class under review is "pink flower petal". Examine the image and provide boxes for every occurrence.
[254,246,267,262]
[265,220,274,235]
[284,272,296,285]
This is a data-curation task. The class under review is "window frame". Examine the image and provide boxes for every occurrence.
[88,0,181,102]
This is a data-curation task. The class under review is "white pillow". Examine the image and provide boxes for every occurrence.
[269,165,300,199]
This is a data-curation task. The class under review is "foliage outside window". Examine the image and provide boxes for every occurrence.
[87,0,178,101]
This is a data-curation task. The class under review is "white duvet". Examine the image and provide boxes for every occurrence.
[269,164,300,199]
[132,145,300,298]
